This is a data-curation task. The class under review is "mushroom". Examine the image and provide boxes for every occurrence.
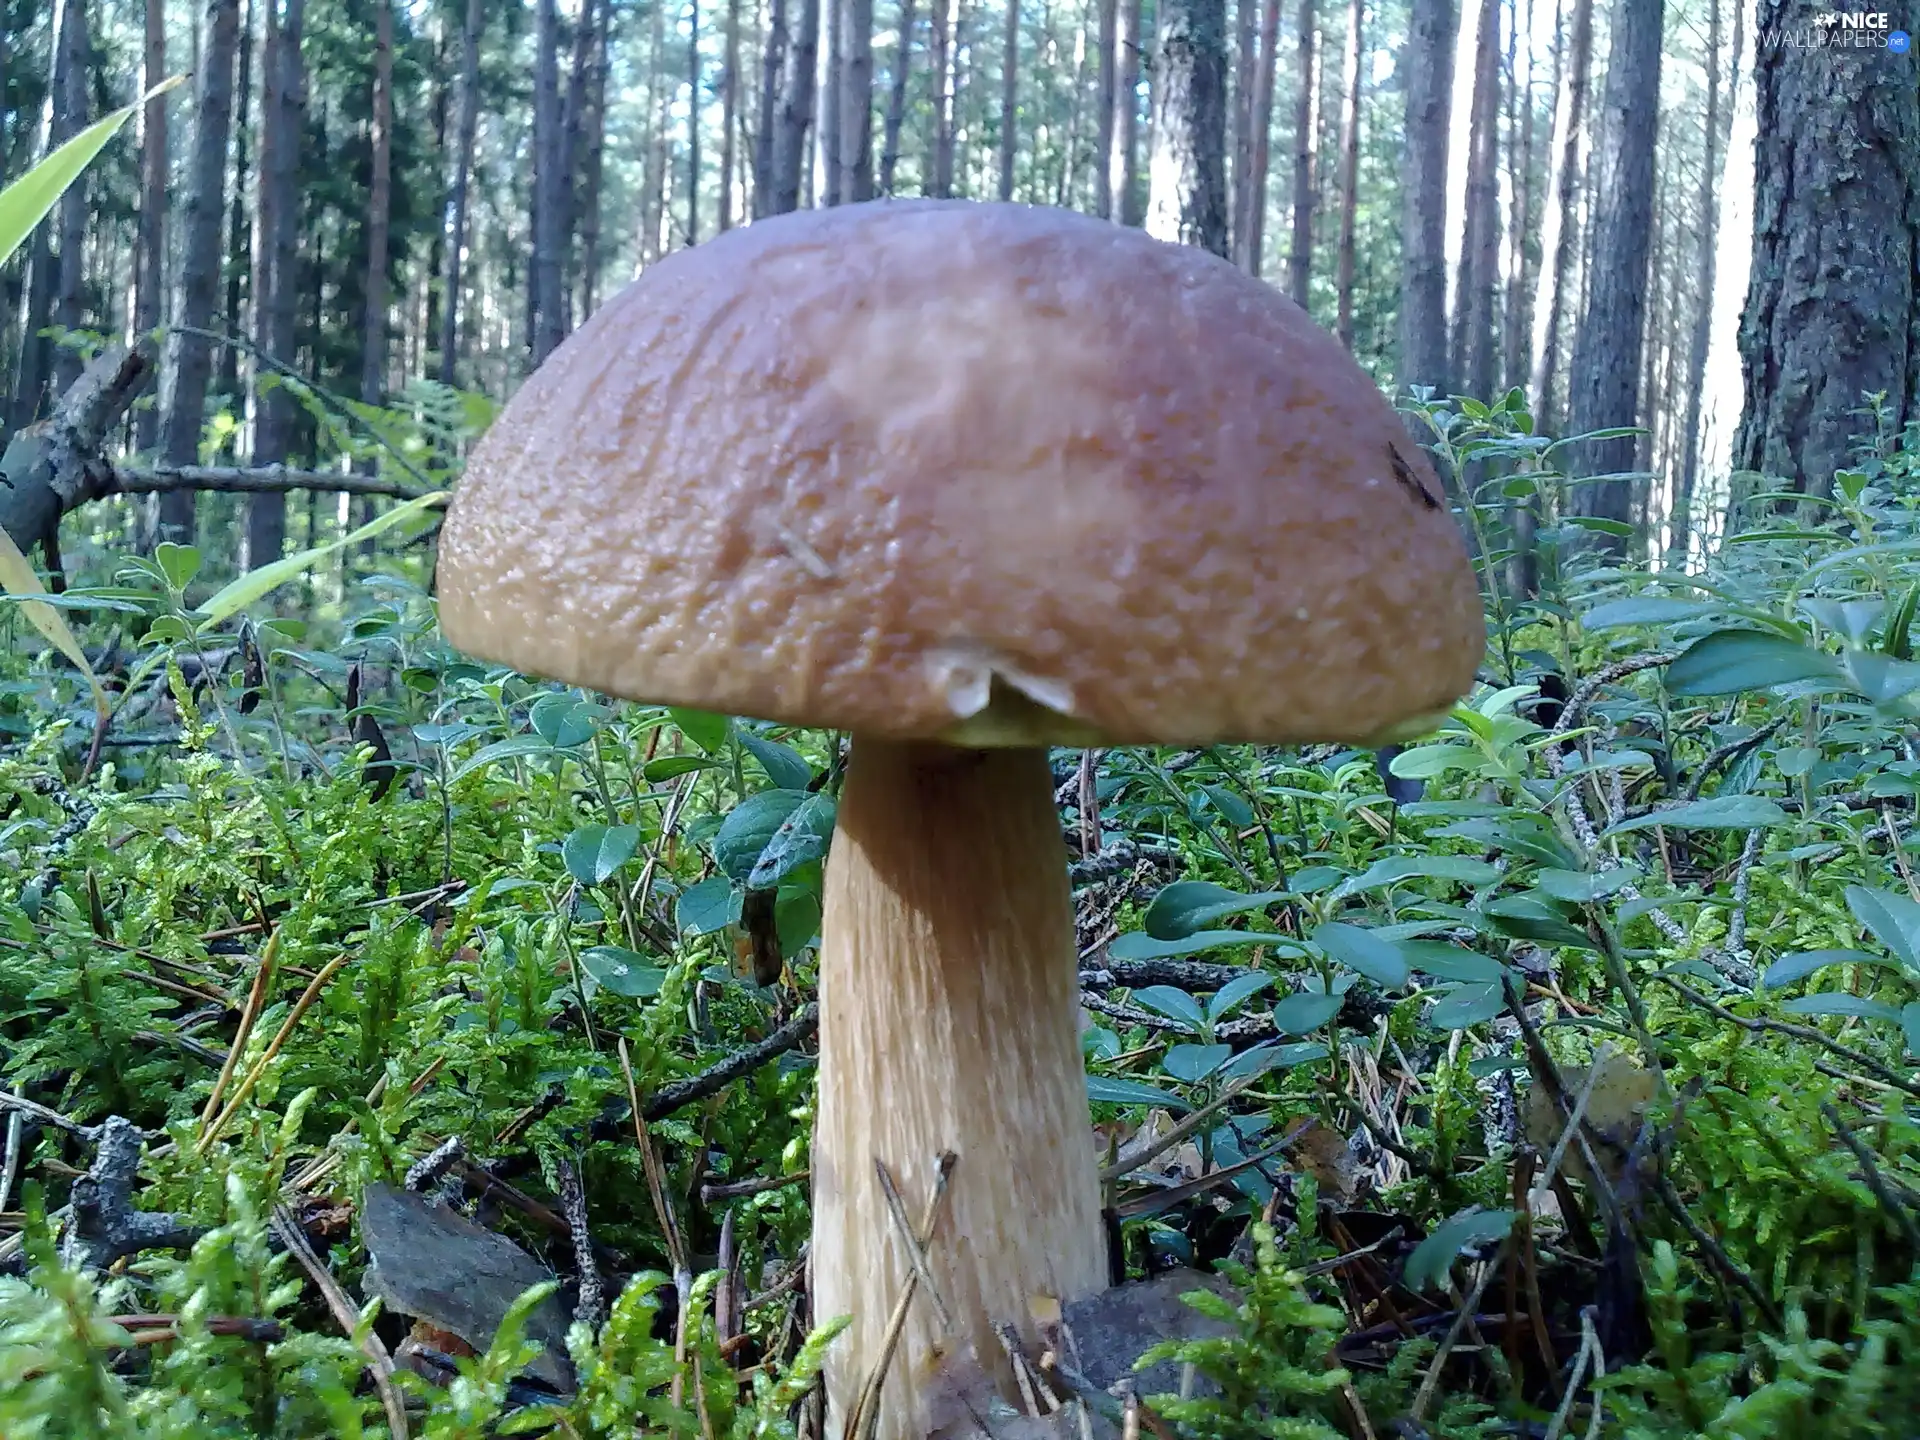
[435,199,1483,1438]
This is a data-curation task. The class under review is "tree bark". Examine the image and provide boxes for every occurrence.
[245,0,306,569]
[135,0,169,455]
[578,3,610,314]
[1145,0,1230,256]
[215,0,254,443]
[755,0,792,211]
[879,0,918,192]
[1564,0,1663,546]
[1734,0,1920,499]
[722,0,743,226]
[930,0,958,195]
[842,0,875,201]
[1286,0,1316,305]
[997,0,1019,198]
[1399,0,1454,390]
[156,0,240,544]
[1527,0,1592,434]
[1112,0,1142,222]
[1231,0,1256,233]
[1670,0,1732,565]
[1093,0,1117,216]
[1332,0,1363,348]
[689,0,704,238]
[562,0,599,317]
[531,0,566,360]
[823,0,843,202]
[1232,0,1280,271]
[439,0,483,383]
[1500,0,1535,391]
[51,0,90,400]
[1450,0,1499,399]
[771,0,821,212]
[360,0,394,407]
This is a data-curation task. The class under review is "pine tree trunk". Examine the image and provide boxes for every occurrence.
[1332,0,1362,347]
[1093,0,1116,216]
[156,0,240,544]
[1113,0,1142,222]
[531,0,565,357]
[561,0,599,317]
[360,0,393,407]
[688,0,704,237]
[1451,0,1498,399]
[722,0,742,225]
[772,0,820,212]
[1286,0,1316,305]
[1564,0,1662,546]
[135,0,169,454]
[997,0,1019,198]
[1146,0,1230,255]
[1054,7,1092,205]
[439,0,482,382]
[246,0,306,569]
[841,0,875,200]
[1230,0,1255,232]
[1670,0,1729,565]
[1735,0,1920,499]
[1501,0,1535,391]
[822,0,843,202]
[1527,0,1592,433]
[1398,0,1454,390]
[755,0,791,211]
[51,0,90,400]
[930,0,958,194]
[215,0,254,438]
[578,7,609,313]
[879,0,918,193]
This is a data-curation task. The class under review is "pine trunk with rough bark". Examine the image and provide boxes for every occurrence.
[721,0,743,226]
[51,0,89,399]
[439,0,482,382]
[1113,0,1143,222]
[1734,0,1920,499]
[1670,0,1731,564]
[843,0,875,201]
[1286,0,1316,305]
[929,0,957,194]
[997,0,1019,199]
[215,0,255,440]
[756,0,792,211]
[772,0,821,212]
[688,0,704,237]
[1399,0,1454,390]
[1564,0,1663,546]
[1451,0,1499,400]
[360,0,394,407]
[531,0,565,359]
[1231,0,1255,229]
[578,3,609,313]
[1233,0,1280,271]
[246,0,306,569]
[156,0,240,543]
[1093,0,1116,216]
[1146,0,1230,256]
[1528,0,1592,434]
[135,0,169,454]
[1332,0,1363,347]
[879,0,917,192]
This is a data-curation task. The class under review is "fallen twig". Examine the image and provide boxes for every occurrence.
[271,1203,409,1439]
[641,1003,819,1121]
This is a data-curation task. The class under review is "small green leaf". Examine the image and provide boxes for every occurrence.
[1903,1002,1920,1059]
[1483,895,1596,950]
[562,823,641,885]
[1761,949,1884,989]
[577,946,667,998]
[1108,929,1292,961]
[1162,1043,1232,1083]
[1206,972,1274,1024]
[1271,991,1343,1035]
[669,707,732,753]
[1404,1209,1517,1292]
[1779,993,1903,1025]
[1130,986,1207,1033]
[1664,629,1847,697]
[1312,923,1409,989]
[676,876,741,936]
[154,542,201,591]
[643,754,723,782]
[1143,881,1291,940]
[1218,1041,1328,1080]
[1335,855,1501,897]
[1582,597,1718,629]
[1398,941,1509,984]
[1534,867,1638,904]
[196,490,445,626]
[1846,885,1920,975]
[1603,795,1787,837]
[711,789,810,883]
[746,792,837,889]
[1428,982,1505,1029]
[530,693,602,747]
[1388,744,1484,780]
[1085,1074,1190,1111]
[449,734,558,783]
[741,734,814,790]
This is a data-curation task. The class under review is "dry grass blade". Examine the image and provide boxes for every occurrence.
[198,929,281,1138]
[848,1151,959,1440]
[199,950,351,1156]
[873,1156,954,1331]
[270,1203,409,1440]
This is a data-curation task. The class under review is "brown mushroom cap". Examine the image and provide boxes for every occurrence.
[437,199,1484,745]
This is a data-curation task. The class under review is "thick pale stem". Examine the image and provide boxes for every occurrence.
[811,739,1107,1438]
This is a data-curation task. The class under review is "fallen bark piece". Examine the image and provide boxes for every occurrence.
[358,1181,575,1391]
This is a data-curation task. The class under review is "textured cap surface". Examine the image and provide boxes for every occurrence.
[437,199,1483,745]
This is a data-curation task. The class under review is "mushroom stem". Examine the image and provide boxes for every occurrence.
[811,738,1107,1439]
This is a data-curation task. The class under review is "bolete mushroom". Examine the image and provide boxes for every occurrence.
[435,199,1483,1438]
